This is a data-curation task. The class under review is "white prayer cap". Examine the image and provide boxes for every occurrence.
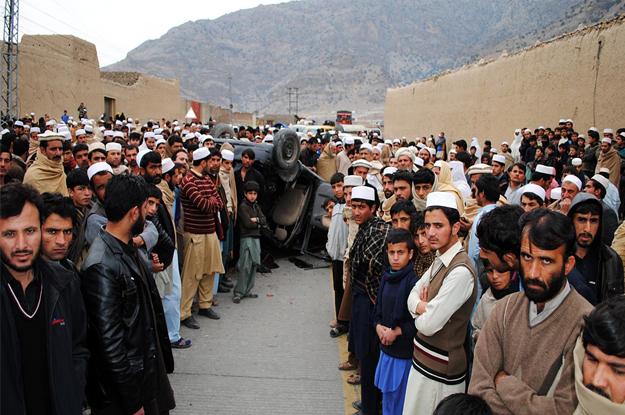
[104,130,114,137]
[433,160,443,168]
[136,149,151,168]
[515,129,522,134]
[578,134,586,139]
[414,157,424,167]
[345,137,355,145]
[113,131,125,139]
[75,129,86,136]
[24,124,30,129]
[88,142,105,153]
[191,123,197,127]
[383,167,398,177]
[402,136,407,140]
[602,137,612,144]
[352,159,372,170]
[360,143,373,152]
[559,119,566,123]
[571,158,582,166]
[427,138,433,142]
[127,118,133,123]
[14,120,23,127]
[535,165,555,176]
[426,192,457,210]
[99,126,105,132]
[589,127,599,133]
[72,122,78,127]
[384,140,392,145]
[144,132,156,139]
[591,174,610,192]
[30,127,40,133]
[501,141,509,146]
[221,149,234,161]
[393,139,400,144]
[57,126,69,133]
[87,162,113,180]
[416,143,425,150]
[193,147,210,162]
[373,133,379,137]
[81,119,88,125]
[352,186,375,202]
[85,125,93,133]
[264,134,274,142]
[30,112,34,116]
[0,129,9,136]
[106,142,122,152]
[490,148,498,154]
[522,184,546,202]
[344,175,363,187]
[538,126,545,130]
[173,121,179,126]
[603,128,614,135]
[467,163,493,176]
[174,126,181,132]
[153,128,162,134]
[600,167,610,175]
[306,132,313,137]
[182,129,190,135]
[427,148,436,156]
[566,119,573,123]
[162,158,175,174]
[155,138,167,147]
[183,133,195,142]
[46,120,54,126]
[551,188,562,200]
[38,131,65,142]
[62,131,72,141]
[621,132,625,138]
[449,149,457,154]
[396,148,414,161]
[492,155,506,165]
[562,175,582,190]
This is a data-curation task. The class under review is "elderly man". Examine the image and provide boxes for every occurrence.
[549,174,583,214]
[595,137,621,187]
[23,131,68,195]
[573,297,625,414]
[352,159,382,192]
[396,148,418,172]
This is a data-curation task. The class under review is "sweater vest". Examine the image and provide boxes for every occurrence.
[412,249,477,385]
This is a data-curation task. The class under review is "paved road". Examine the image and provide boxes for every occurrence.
[169,256,346,414]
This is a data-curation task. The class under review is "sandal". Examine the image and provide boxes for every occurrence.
[330,324,349,338]
[170,338,192,349]
[338,361,357,371]
[212,300,220,307]
[233,296,241,304]
[244,293,258,298]
[346,373,361,385]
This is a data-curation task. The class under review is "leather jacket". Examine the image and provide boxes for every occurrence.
[81,228,173,414]
[596,244,624,303]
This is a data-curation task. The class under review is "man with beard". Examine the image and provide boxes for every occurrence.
[1,182,88,414]
[106,142,128,175]
[125,144,140,175]
[403,192,477,414]
[573,297,625,414]
[81,174,175,415]
[380,167,397,221]
[0,145,12,187]
[595,138,621,188]
[567,193,624,304]
[550,175,582,214]
[469,208,594,414]
[24,131,68,195]
[40,193,77,271]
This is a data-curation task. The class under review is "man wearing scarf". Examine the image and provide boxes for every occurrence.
[595,138,621,188]
[24,131,68,196]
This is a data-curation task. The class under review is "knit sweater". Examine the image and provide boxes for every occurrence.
[238,199,266,238]
[468,289,593,415]
[180,169,223,234]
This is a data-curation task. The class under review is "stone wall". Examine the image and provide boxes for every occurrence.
[384,16,625,150]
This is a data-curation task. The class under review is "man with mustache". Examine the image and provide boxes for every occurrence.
[1,182,88,414]
[573,296,625,414]
[23,131,68,195]
[469,208,594,414]
[567,193,624,304]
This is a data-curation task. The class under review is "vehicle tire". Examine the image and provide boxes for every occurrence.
[273,129,301,171]
[211,123,235,139]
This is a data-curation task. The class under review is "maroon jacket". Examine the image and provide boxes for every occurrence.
[180,169,223,234]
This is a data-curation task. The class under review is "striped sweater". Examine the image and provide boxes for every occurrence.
[180,169,223,234]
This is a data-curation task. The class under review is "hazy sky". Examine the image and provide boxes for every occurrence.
[19,0,291,67]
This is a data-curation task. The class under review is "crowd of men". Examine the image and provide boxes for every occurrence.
[1,111,625,415]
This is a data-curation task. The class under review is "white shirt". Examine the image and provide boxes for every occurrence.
[407,241,475,336]
[528,281,571,327]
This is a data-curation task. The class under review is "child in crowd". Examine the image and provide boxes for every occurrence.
[410,212,436,279]
[373,228,418,415]
[233,181,266,303]
[326,173,348,331]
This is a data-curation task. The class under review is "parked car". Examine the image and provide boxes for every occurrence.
[214,129,334,255]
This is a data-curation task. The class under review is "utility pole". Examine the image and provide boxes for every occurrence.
[228,73,233,125]
[287,87,292,114]
[294,87,299,116]
[1,0,19,127]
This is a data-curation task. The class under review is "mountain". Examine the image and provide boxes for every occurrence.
[104,0,624,120]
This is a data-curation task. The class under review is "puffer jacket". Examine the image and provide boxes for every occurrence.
[81,228,173,414]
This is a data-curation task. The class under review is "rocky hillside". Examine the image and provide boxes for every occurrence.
[104,0,624,119]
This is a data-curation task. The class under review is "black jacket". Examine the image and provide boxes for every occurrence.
[148,204,175,269]
[596,244,624,303]
[1,259,89,415]
[81,228,173,414]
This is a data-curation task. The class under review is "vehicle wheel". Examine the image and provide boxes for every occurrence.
[272,129,301,171]
[211,123,235,139]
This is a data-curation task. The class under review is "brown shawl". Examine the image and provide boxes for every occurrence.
[23,148,68,195]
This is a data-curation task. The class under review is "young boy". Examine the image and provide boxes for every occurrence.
[233,181,266,303]
[326,173,348,331]
[373,228,418,415]
[410,212,436,279]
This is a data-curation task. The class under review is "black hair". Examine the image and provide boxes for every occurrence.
[140,150,161,169]
[13,138,29,157]
[0,144,10,156]
[330,172,344,185]
[1,129,16,148]
[480,153,492,164]
[167,135,183,146]
[589,179,607,199]
[588,130,600,141]
[390,199,417,217]
[41,193,77,224]
[308,137,319,145]
[410,212,425,234]
[104,174,148,223]
[582,297,625,358]
[393,169,413,186]
[522,191,544,205]
[322,196,338,210]
[425,205,460,225]
[72,143,88,158]
[241,148,256,160]
[562,166,578,177]
[125,144,138,153]
[433,393,493,415]
[0,182,44,223]
[476,205,524,261]
[531,171,551,184]
[599,171,610,180]
[129,132,142,141]
[455,151,471,169]
[244,180,260,193]
[66,168,89,189]
[209,148,221,159]
[147,184,162,200]
[413,169,435,186]
[519,208,576,258]
[475,174,500,203]
[386,228,414,251]
[62,140,71,152]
